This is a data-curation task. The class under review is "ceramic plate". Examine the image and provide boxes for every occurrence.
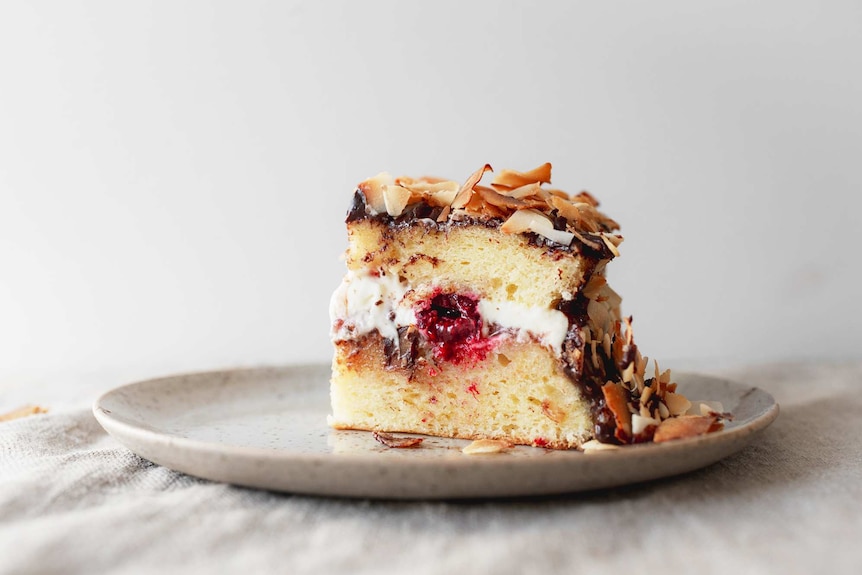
[93,364,778,499]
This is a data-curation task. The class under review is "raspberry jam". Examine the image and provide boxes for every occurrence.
[415,292,496,364]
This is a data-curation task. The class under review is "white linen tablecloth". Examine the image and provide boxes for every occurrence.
[1,362,860,575]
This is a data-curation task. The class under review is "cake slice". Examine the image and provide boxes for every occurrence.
[329,163,721,448]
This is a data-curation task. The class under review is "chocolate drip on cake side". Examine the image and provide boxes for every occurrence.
[557,286,657,444]
[557,258,620,444]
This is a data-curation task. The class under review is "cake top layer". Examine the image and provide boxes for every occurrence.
[348,163,624,258]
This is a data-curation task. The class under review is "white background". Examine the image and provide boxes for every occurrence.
[1,1,860,393]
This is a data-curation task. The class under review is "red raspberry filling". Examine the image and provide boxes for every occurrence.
[415,292,497,365]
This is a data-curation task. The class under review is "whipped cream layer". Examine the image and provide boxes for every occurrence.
[330,269,570,354]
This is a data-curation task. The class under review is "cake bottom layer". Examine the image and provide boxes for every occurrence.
[330,334,593,449]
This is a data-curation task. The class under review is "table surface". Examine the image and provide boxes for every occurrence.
[1,361,860,575]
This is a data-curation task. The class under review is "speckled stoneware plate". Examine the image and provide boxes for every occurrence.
[93,364,778,499]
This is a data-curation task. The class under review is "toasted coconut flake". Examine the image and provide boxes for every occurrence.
[495,186,551,210]
[555,229,588,249]
[593,326,604,343]
[569,229,604,252]
[602,382,632,438]
[397,180,460,207]
[500,182,543,199]
[686,401,726,417]
[532,187,553,202]
[601,234,621,257]
[581,439,621,452]
[430,188,458,207]
[637,354,648,377]
[598,282,622,311]
[382,184,413,217]
[603,233,624,247]
[372,431,424,448]
[635,374,645,394]
[664,392,692,417]
[426,180,459,191]
[358,172,394,214]
[499,208,543,234]
[0,405,48,422]
[475,186,527,210]
[436,204,451,222]
[464,191,508,219]
[658,402,670,419]
[462,438,514,455]
[587,298,611,333]
[583,274,607,300]
[653,415,722,442]
[602,332,612,358]
[571,190,600,206]
[701,402,726,417]
[573,203,603,227]
[641,383,654,404]
[393,179,456,207]
[500,208,574,246]
[548,196,596,231]
[621,360,635,384]
[523,197,557,211]
[561,192,620,231]
[491,162,552,189]
[451,164,492,209]
[397,179,458,194]
[599,217,620,232]
[396,175,447,187]
[612,335,625,367]
[632,413,661,436]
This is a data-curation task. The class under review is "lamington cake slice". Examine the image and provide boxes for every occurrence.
[329,163,721,448]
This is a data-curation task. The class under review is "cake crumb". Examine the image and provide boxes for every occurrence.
[653,415,723,442]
